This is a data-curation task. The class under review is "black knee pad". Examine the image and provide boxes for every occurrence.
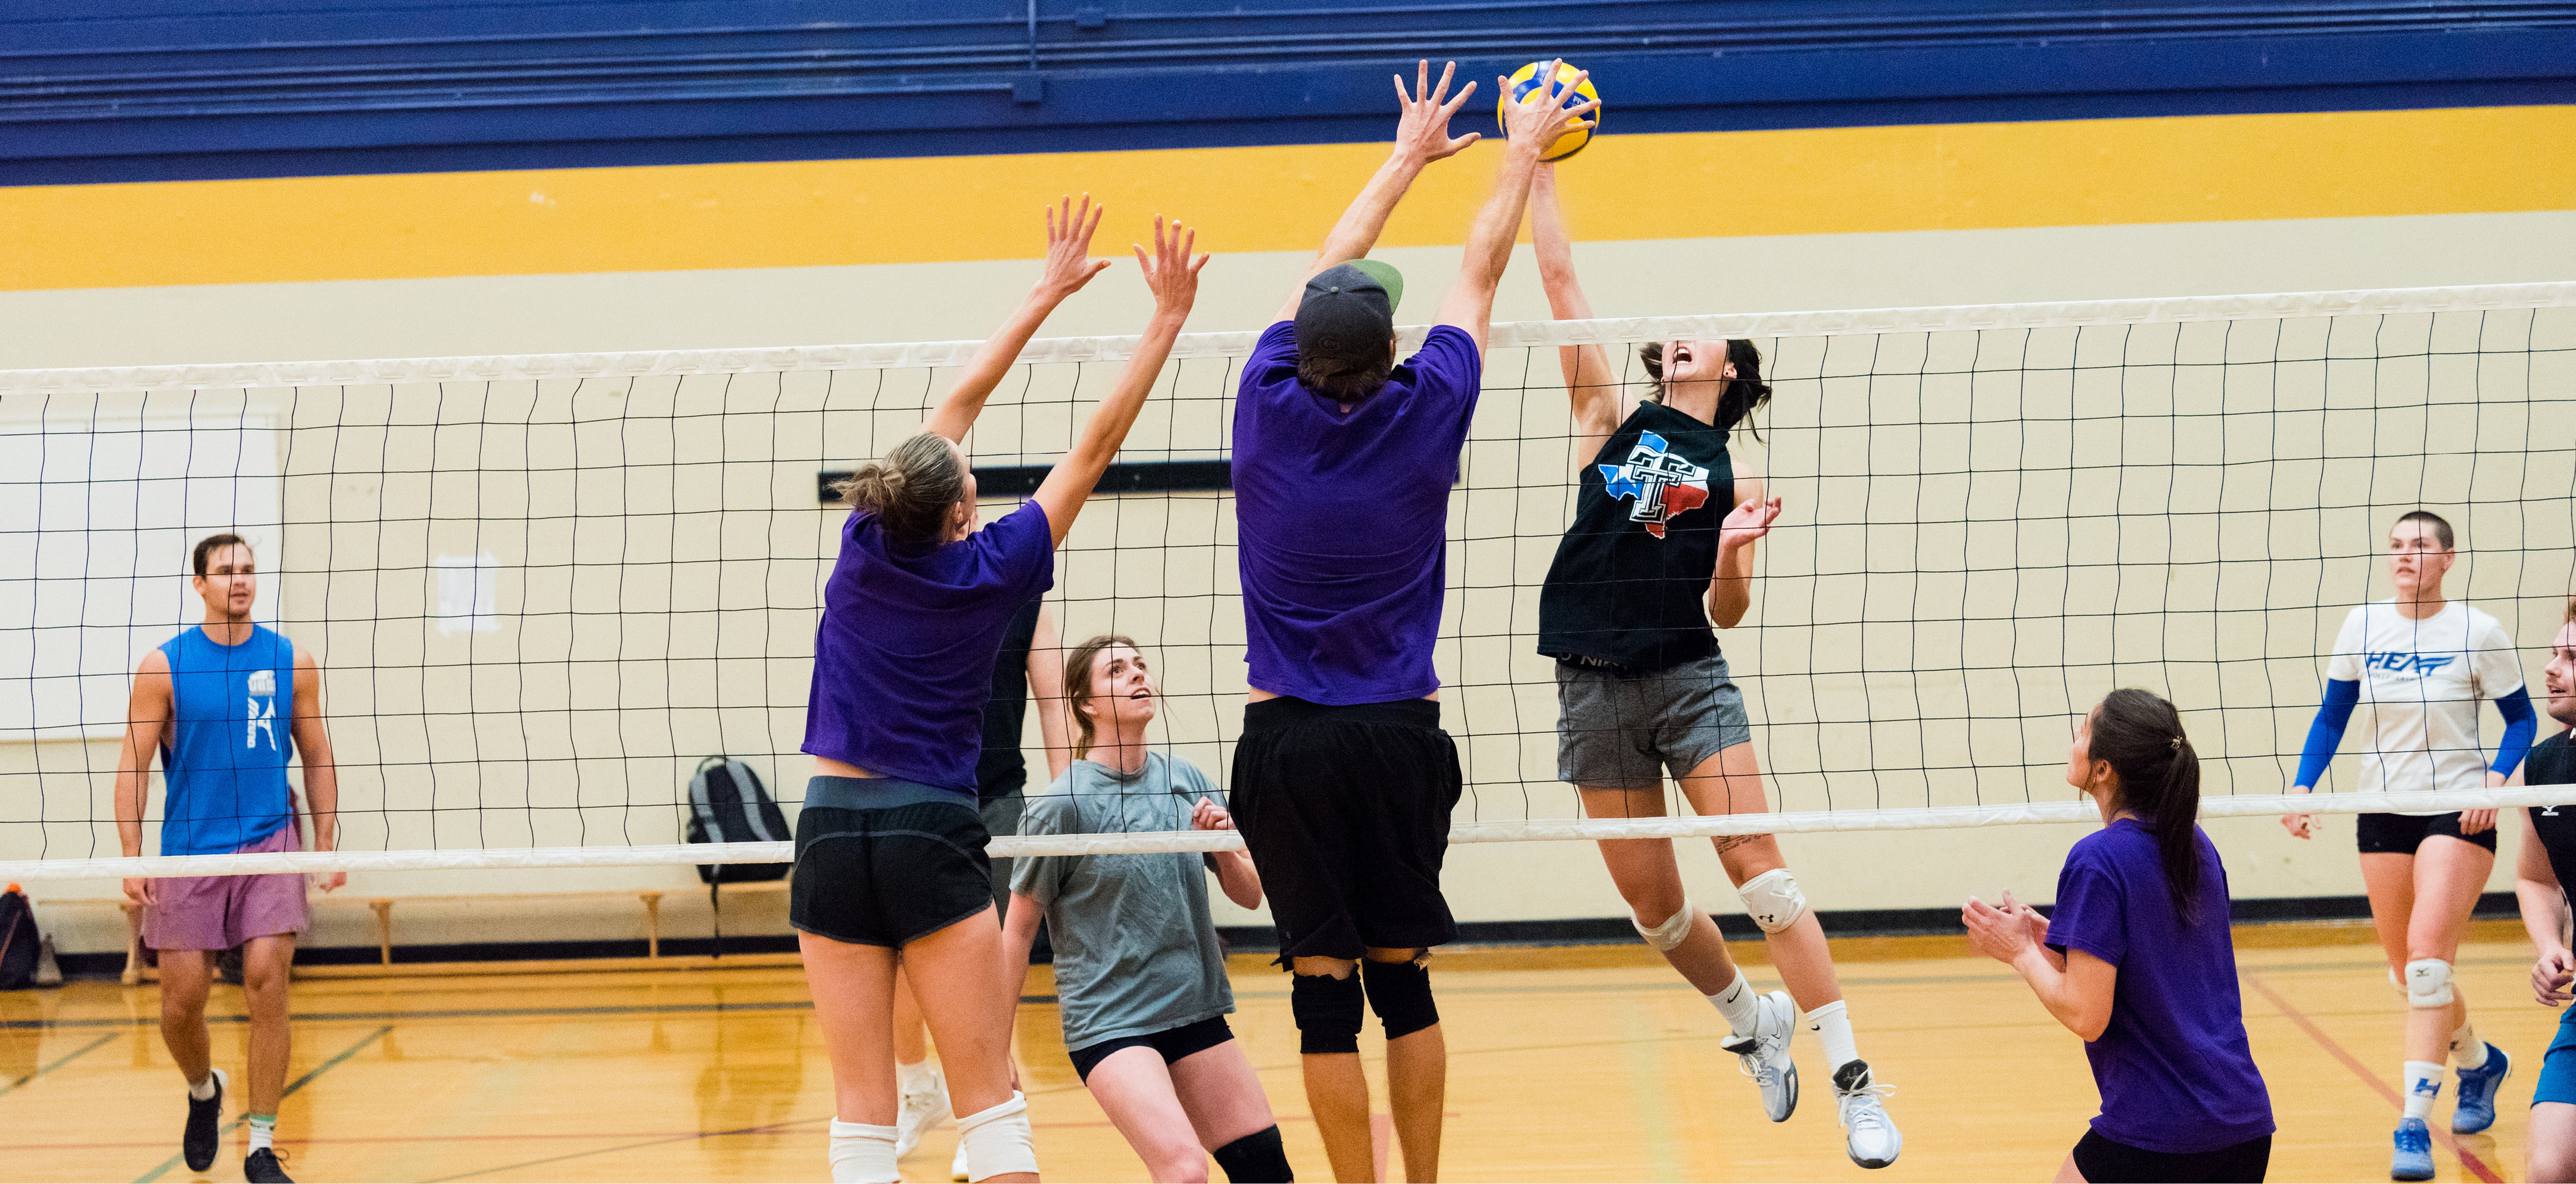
[1289,971,1364,1055]
[1360,956,1439,1040]
[1211,1124,1294,1183]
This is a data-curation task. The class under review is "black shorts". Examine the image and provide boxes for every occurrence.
[789,796,993,948]
[1066,1015,1235,1083]
[2072,1130,2269,1183]
[2356,811,2499,855]
[1231,696,1462,964]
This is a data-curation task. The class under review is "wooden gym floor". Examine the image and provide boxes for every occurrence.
[0,923,2553,1183]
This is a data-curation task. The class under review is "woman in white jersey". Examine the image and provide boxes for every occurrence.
[2282,510,2534,1180]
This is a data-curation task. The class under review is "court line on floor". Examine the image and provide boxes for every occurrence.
[0,1032,119,1099]
[132,1024,391,1184]
[2241,972,2503,1184]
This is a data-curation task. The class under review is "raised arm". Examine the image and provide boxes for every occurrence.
[1528,163,1621,456]
[921,195,1113,443]
[289,650,345,893]
[115,650,173,906]
[1272,60,1482,323]
[1031,217,1208,547]
[1027,605,1073,783]
[1435,62,1596,348]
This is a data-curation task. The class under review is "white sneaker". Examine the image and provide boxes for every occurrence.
[1833,1060,1901,1169]
[1718,989,1799,1121]
[951,1138,970,1182]
[895,1065,949,1158]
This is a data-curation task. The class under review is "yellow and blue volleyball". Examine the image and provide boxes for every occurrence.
[1499,60,1600,162]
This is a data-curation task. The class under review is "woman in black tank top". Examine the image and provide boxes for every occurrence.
[2510,607,2576,1182]
[1524,164,1901,1168]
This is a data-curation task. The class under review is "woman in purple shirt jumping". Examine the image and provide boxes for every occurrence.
[1965,688,2274,1182]
[793,201,1207,1184]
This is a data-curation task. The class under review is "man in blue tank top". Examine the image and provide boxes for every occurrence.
[114,534,342,1184]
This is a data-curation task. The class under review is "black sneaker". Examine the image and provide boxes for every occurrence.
[182,1069,226,1171]
[245,1148,295,1183]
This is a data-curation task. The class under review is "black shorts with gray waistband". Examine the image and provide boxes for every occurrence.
[790,776,994,948]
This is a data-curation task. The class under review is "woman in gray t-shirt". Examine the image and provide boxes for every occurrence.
[1003,635,1291,1183]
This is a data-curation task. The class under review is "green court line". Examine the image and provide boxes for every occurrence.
[133,1025,391,1184]
[0,1032,119,1099]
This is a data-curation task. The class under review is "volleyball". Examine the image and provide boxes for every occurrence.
[1500,60,1600,161]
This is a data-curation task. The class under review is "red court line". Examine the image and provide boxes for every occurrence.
[2242,971,2502,1184]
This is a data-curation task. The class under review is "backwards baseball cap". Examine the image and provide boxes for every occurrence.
[1294,260,1406,367]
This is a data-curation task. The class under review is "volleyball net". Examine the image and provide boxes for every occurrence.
[6,282,2576,879]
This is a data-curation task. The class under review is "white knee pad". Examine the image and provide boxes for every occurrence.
[1631,898,1697,952]
[2406,958,2456,1008]
[959,1090,1038,1181]
[1739,868,1808,934]
[827,1120,899,1184]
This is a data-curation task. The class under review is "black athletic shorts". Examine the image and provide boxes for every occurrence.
[1231,696,1462,965]
[789,788,994,948]
[1066,1015,1235,1083]
[2072,1130,2269,1183]
[2356,811,2499,855]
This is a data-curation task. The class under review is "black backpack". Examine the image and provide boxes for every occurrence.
[684,757,792,885]
[0,886,40,990]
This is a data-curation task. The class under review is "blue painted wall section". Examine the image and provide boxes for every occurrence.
[5,1,2574,185]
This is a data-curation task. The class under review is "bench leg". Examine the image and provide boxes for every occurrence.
[368,899,395,965]
[639,891,664,959]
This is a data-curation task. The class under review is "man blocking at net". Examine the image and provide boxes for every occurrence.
[1227,60,1593,1182]
[114,534,345,1184]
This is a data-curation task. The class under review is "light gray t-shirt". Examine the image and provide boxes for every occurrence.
[1010,752,1234,1051]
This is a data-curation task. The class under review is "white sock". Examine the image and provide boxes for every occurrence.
[897,1058,938,1096]
[246,1114,275,1154]
[828,1119,901,1184]
[2452,1021,2490,1070]
[1806,1000,1862,1075]
[2404,1061,2444,1121]
[1706,970,1759,1036]
[186,1073,217,1101]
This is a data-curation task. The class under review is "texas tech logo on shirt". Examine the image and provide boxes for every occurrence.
[245,667,280,751]
[1599,430,1710,539]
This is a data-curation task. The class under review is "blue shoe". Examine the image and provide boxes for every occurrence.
[2453,1042,2510,1134]
[2391,1117,2435,1181]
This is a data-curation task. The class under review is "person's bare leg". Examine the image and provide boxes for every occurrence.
[2360,851,2419,989]
[2531,1101,2576,1182]
[1083,1046,1208,1182]
[1292,955,1372,1183]
[1581,787,1741,994]
[2406,838,2494,1064]
[891,965,931,1065]
[239,934,296,1117]
[1368,947,1443,1183]
[1168,1040,1278,1152]
[2053,1151,2087,1182]
[800,933,902,1126]
[1677,745,1843,1008]
[157,949,213,1085]
[903,907,1036,1183]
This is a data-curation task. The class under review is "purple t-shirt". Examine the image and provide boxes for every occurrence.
[2048,818,2274,1154]
[1233,321,1481,703]
[802,500,1055,794]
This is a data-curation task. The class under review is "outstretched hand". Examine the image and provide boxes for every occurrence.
[1038,194,1113,300]
[1133,215,1211,316]
[1497,60,1597,158]
[1720,495,1784,552]
[1393,60,1481,164]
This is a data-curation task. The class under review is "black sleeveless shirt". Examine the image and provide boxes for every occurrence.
[1537,400,1736,671]
[2525,730,2576,895]
[974,596,1044,803]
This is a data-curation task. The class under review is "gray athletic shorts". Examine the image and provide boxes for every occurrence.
[1555,653,1753,789]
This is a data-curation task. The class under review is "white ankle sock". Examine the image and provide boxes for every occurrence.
[2404,1061,2444,1121]
[1707,970,1759,1036]
[1806,1000,1861,1074]
[186,1073,217,1101]
[2452,1021,2489,1069]
[828,1119,900,1184]
[897,1058,938,1095]
[245,1114,275,1154]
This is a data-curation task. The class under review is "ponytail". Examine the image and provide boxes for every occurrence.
[2088,687,2205,921]
[832,432,967,548]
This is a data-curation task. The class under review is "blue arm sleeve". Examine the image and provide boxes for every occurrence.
[2295,679,2361,790]
[2495,686,2537,777]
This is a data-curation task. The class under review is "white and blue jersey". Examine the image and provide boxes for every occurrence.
[157,625,297,855]
[2301,600,2530,815]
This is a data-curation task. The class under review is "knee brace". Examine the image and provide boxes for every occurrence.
[1631,898,1697,952]
[1360,955,1440,1041]
[958,1091,1038,1182]
[1291,971,1365,1055]
[2406,958,2456,1008]
[827,1120,899,1184]
[1210,1124,1294,1183]
[1738,868,1808,934]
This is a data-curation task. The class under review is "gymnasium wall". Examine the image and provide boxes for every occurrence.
[5,1,2576,955]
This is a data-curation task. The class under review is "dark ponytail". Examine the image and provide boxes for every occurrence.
[1637,339,1773,440]
[2088,687,2205,921]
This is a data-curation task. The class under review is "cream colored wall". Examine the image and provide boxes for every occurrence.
[8,208,2576,955]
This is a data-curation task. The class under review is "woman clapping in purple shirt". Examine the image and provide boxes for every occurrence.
[1964,689,2275,1183]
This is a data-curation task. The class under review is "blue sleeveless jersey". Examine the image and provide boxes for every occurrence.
[157,625,296,856]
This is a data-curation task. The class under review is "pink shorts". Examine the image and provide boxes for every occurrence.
[141,824,310,952]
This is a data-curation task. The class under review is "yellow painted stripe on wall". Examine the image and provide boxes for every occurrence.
[5,105,2571,291]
